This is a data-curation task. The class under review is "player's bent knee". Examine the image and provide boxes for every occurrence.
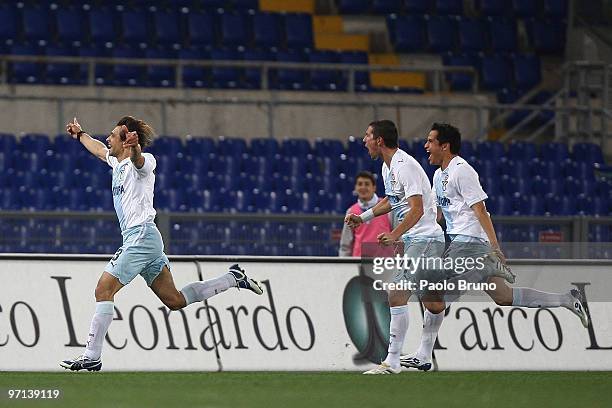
[163,293,186,311]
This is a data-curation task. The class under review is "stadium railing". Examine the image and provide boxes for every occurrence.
[0,54,479,93]
[0,211,610,259]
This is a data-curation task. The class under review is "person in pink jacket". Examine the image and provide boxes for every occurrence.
[339,171,392,257]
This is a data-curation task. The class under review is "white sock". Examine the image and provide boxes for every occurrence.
[83,301,114,360]
[416,309,444,362]
[180,273,236,306]
[512,287,572,308]
[383,305,409,370]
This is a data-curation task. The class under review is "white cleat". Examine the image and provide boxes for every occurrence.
[399,355,432,371]
[362,362,401,375]
[484,252,516,284]
[566,289,589,328]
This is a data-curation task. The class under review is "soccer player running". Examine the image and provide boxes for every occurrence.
[400,123,589,371]
[60,116,263,371]
[345,120,446,374]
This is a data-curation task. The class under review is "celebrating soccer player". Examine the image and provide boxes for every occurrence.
[400,123,589,372]
[60,116,263,372]
[345,120,446,374]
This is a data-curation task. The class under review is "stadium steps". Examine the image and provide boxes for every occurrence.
[368,53,426,91]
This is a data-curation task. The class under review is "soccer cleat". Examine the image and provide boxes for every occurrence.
[60,355,102,372]
[566,289,589,328]
[362,362,401,375]
[399,355,432,371]
[229,264,264,295]
[484,252,516,284]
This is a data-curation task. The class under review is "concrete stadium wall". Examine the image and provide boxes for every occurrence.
[1,255,610,371]
[0,85,490,142]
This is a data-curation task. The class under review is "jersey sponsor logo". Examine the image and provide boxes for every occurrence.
[112,185,125,196]
[437,195,451,207]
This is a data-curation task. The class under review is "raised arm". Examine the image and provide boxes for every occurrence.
[344,196,392,229]
[66,117,107,162]
[122,128,145,169]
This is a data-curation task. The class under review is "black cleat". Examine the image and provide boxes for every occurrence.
[60,355,102,372]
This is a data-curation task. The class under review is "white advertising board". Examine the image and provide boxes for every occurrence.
[0,256,610,371]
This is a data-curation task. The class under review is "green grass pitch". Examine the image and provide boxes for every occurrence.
[1,372,610,408]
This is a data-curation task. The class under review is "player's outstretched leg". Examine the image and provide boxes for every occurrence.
[487,277,589,328]
[179,264,263,307]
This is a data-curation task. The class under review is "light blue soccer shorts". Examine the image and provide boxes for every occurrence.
[393,235,446,286]
[105,222,170,286]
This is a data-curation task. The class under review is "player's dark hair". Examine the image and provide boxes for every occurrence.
[117,116,155,148]
[431,122,461,154]
[369,120,399,148]
[355,171,376,185]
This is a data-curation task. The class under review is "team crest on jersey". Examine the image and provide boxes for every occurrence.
[441,174,449,191]
[117,164,127,182]
[390,171,396,187]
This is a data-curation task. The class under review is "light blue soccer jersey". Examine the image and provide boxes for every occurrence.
[381,149,442,238]
[106,151,157,232]
[433,155,489,240]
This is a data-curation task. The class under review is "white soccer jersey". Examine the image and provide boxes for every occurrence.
[381,149,443,238]
[433,155,488,240]
[106,150,157,232]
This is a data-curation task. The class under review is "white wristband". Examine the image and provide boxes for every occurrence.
[360,209,374,222]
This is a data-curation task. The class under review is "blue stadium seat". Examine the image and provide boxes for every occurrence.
[435,0,463,15]
[210,48,243,89]
[315,139,345,158]
[178,47,210,88]
[272,50,308,90]
[219,12,248,48]
[153,10,181,48]
[78,46,112,85]
[187,12,215,48]
[592,197,610,216]
[145,48,177,87]
[513,54,541,89]
[250,138,279,157]
[308,50,342,91]
[19,133,51,156]
[253,12,282,50]
[46,46,78,85]
[284,13,313,50]
[388,14,426,52]
[372,0,403,14]
[512,0,536,17]
[55,7,85,46]
[23,6,50,45]
[540,142,568,162]
[590,224,611,241]
[476,0,506,16]
[404,0,430,13]
[120,10,149,47]
[185,136,216,156]
[477,141,505,160]
[155,136,184,157]
[507,142,536,162]
[458,18,486,52]
[112,46,146,86]
[337,0,369,14]
[89,8,117,47]
[572,142,604,164]
[282,138,311,156]
[234,0,259,10]
[442,53,476,90]
[243,49,274,89]
[526,19,565,54]
[427,16,456,52]
[547,194,575,216]
[521,194,545,215]
[9,44,44,84]
[0,6,18,45]
[217,137,247,157]
[340,51,370,91]
[488,194,512,215]
[487,18,518,51]
[480,55,512,90]
[543,0,567,18]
